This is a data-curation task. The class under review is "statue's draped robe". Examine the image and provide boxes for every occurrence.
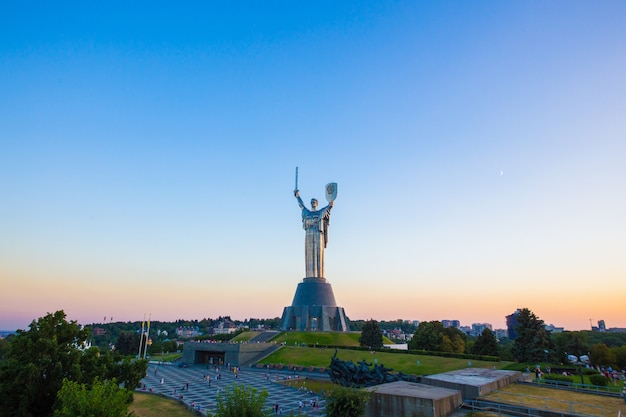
[296,196,332,278]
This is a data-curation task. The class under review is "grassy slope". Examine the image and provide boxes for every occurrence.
[231,331,261,342]
[269,331,393,346]
[259,346,511,375]
[131,392,196,417]
[149,353,183,362]
[481,383,625,416]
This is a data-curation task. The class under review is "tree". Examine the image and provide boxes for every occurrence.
[0,336,11,360]
[511,308,555,363]
[211,383,270,417]
[53,378,133,417]
[408,321,465,353]
[359,319,383,349]
[324,385,371,417]
[611,345,626,369]
[115,357,148,391]
[408,321,443,351]
[553,331,589,363]
[442,327,466,354]
[0,310,147,417]
[590,343,617,368]
[115,331,142,356]
[0,311,89,417]
[472,328,499,357]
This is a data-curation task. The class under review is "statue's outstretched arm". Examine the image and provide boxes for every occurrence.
[294,190,306,210]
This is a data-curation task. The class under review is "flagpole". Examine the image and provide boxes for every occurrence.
[143,313,151,359]
[138,313,146,359]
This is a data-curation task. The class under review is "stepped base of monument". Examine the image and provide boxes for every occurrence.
[280,304,349,332]
[280,278,349,331]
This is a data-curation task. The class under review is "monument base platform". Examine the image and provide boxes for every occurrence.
[280,278,349,331]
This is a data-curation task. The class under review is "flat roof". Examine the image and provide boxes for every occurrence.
[367,381,460,400]
[424,368,519,387]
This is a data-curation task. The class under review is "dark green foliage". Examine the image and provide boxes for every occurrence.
[553,331,590,364]
[582,368,600,375]
[359,319,383,349]
[510,308,555,363]
[0,337,10,360]
[409,321,443,351]
[324,385,371,417]
[0,311,89,417]
[408,321,466,353]
[115,331,142,356]
[116,357,148,390]
[472,328,499,357]
[590,343,617,368]
[586,332,626,348]
[611,345,626,369]
[0,310,147,417]
[210,383,270,417]
[588,374,609,387]
[53,378,133,417]
[351,319,417,335]
[543,374,573,383]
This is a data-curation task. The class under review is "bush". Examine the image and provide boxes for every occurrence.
[588,374,609,386]
[324,385,371,417]
[210,383,270,417]
[582,368,600,375]
[543,374,573,383]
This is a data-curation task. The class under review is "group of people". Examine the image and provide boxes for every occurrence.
[598,366,626,385]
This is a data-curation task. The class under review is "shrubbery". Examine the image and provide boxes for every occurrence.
[582,368,600,375]
[543,374,573,383]
[588,374,609,386]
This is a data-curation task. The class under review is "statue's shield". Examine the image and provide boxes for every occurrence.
[325,182,337,203]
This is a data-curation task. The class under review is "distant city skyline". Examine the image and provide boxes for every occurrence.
[1,310,615,334]
[2,2,625,332]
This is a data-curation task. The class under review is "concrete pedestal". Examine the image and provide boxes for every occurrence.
[280,278,349,331]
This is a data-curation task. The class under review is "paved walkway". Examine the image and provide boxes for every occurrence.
[139,363,326,416]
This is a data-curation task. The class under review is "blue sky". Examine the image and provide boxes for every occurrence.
[1,1,625,331]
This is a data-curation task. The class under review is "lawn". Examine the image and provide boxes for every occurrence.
[259,346,510,375]
[149,353,183,362]
[480,383,625,417]
[269,331,394,347]
[231,331,261,342]
[130,392,196,417]
[281,378,334,395]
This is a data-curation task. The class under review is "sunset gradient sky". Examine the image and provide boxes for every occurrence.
[2,2,625,331]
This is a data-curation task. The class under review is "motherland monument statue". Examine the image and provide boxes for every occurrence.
[280,168,349,332]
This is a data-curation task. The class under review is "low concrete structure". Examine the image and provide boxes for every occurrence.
[364,381,462,417]
[182,342,278,367]
[422,368,521,400]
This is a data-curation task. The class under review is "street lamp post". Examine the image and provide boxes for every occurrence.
[566,353,588,385]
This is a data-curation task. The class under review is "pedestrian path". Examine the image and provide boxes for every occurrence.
[139,364,326,416]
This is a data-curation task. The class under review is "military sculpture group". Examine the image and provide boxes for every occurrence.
[328,349,418,388]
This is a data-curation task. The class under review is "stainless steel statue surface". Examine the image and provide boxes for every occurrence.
[294,168,337,279]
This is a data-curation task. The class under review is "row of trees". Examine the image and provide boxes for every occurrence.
[358,317,500,357]
[0,310,147,417]
[378,307,626,369]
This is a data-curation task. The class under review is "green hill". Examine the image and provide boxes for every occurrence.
[231,331,261,342]
[269,331,394,347]
[259,346,511,375]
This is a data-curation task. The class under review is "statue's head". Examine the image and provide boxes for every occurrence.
[310,198,318,209]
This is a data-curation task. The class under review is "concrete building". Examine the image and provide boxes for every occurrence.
[505,309,521,340]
